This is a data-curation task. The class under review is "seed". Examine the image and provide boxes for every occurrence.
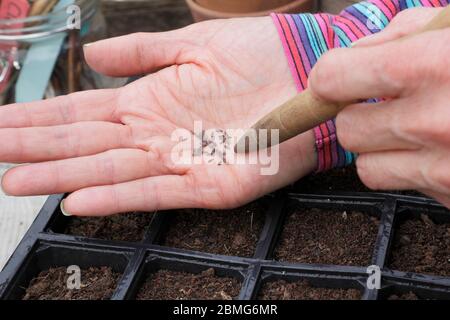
[420,214,435,227]
[400,235,411,245]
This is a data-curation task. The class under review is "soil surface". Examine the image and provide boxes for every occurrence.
[137,268,241,300]
[294,166,370,193]
[274,207,379,266]
[258,280,362,300]
[388,292,420,300]
[389,214,450,277]
[161,202,265,257]
[22,266,120,300]
[64,212,153,242]
[293,165,423,197]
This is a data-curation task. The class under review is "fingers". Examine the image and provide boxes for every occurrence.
[0,122,134,163]
[357,150,450,209]
[62,175,200,216]
[308,31,435,102]
[84,28,199,77]
[336,100,421,153]
[356,151,423,191]
[1,149,171,196]
[356,149,450,210]
[356,149,450,194]
[353,7,442,47]
[0,89,120,129]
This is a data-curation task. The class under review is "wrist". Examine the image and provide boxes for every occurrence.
[314,119,355,172]
[287,129,317,177]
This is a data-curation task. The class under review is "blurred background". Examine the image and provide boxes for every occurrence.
[102,0,358,36]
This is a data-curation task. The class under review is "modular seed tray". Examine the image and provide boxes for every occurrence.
[1,190,450,300]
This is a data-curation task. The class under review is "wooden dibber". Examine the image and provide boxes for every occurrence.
[235,4,450,153]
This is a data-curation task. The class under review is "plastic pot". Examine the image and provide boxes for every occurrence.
[185,0,317,22]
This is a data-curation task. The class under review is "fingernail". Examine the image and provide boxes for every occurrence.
[60,200,72,217]
[0,185,10,196]
[0,178,10,196]
[83,42,95,49]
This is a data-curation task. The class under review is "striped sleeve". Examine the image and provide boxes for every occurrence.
[272,0,450,172]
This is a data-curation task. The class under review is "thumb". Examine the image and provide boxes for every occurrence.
[352,7,443,48]
[83,27,199,77]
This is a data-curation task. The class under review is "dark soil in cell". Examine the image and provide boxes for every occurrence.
[294,165,424,197]
[258,280,362,300]
[295,166,370,193]
[65,212,153,242]
[389,214,450,277]
[136,268,241,300]
[274,207,379,266]
[22,267,120,300]
[388,292,420,300]
[161,202,265,257]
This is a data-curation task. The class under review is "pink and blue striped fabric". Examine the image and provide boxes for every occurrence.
[272,0,449,172]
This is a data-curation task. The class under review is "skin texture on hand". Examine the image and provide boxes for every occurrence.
[0,17,316,216]
[309,8,450,209]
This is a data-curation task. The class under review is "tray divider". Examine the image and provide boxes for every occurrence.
[112,248,147,300]
[143,211,171,245]
[238,263,262,300]
[253,193,287,260]
[361,197,397,300]
[371,197,397,268]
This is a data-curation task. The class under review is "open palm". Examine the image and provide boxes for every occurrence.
[0,17,315,216]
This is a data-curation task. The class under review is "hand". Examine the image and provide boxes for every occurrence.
[0,17,316,216]
[309,8,450,208]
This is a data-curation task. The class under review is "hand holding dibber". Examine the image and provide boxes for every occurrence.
[235,4,450,153]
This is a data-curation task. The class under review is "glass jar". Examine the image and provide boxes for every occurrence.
[0,0,108,105]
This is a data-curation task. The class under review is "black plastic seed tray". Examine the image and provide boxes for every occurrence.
[1,190,449,300]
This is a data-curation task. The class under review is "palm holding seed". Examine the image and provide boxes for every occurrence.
[0,17,316,216]
[3,9,450,213]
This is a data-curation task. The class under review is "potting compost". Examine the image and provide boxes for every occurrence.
[22,266,120,300]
